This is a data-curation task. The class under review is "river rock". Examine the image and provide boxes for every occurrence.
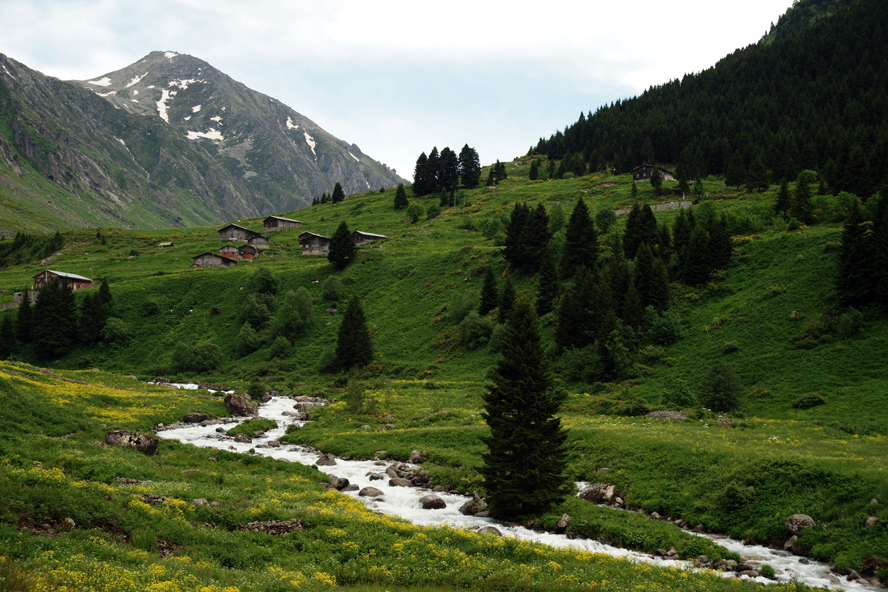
[369,473,384,481]
[359,487,384,498]
[865,516,879,528]
[555,513,571,531]
[783,535,798,551]
[316,453,337,466]
[650,512,661,520]
[104,430,158,456]
[409,450,424,464]
[578,482,616,504]
[224,393,258,417]
[330,476,350,490]
[785,514,816,535]
[389,477,414,487]
[478,526,502,536]
[420,495,446,510]
[192,498,209,506]
[260,391,272,403]
[182,413,208,423]
[860,555,888,577]
[459,492,488,516]
[234,433,252,443]
[385,467,399,479]
[341,484,359,492]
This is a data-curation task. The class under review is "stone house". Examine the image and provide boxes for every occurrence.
[33,270,93,291]
[263,216,304,232]
[632,164,675,183]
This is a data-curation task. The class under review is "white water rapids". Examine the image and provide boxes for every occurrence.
[156,391,877,591]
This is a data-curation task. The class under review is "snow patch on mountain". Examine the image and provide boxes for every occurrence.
[184,116,191,121]
[156,89,173,122]
[303,131,317,156]
[164,52,179,60]
[2,65,15,79]
[169,79,202,90]
[210,116,222,123]
[349,152,359,162]
[286,117,299,130]
[187,129,224,141]
[192,105,201,113]
[95,91,114,97]
[87,77,112,86]
[125,73,147,88]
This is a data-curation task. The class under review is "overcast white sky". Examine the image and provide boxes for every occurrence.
[1,0,792,181]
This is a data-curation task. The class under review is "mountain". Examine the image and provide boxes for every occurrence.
[759,0,864,45]
[531,0,887,193]
[0,51,405,233]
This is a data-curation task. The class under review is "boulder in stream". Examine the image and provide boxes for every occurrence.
[420,495,446,510]
[224,393,258,417]
[389,477,414,487]
[458,492,488,516]
[359,487,385,498]
[477,526,502,536]
[315,453,337,466]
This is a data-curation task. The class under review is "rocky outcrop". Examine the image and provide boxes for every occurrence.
[785,514,816,535]
[459,492,488,516]
[224,393,258,417]
[237,518,304,536]
[315,453,337,466]
[578,483,616,504]
[182,413,207,423]
[233,433,252,444]
[104,430,159,456]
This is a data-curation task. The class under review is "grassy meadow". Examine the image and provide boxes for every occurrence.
[1,159,887,589]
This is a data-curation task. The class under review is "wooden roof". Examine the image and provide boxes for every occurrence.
[33,270,92,281]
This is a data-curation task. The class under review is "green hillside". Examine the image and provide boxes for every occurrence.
[1,164,887,588]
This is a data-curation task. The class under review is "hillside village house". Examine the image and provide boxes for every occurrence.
[33,270,93,291]
[247,234,270,249]
[299,232,331,255]
[238,244,261,260]
[192,252,237,268]
[263,216,304,232]
[632,164,675,183]
[352,230,387,246]
[218,223,259,242]
[219,245,240,260]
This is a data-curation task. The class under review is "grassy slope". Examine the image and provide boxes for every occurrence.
[1,161,887,585]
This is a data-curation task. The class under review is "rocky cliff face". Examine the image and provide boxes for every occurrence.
[0,51,405,231]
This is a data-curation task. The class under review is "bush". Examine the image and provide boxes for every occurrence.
[248,267,279,295]
[793,393,827,409]
[141,298,161,316]
[322,276,345,301]
[271,288,313,338]
[595,208,617,234]
[488,323,507,353]
[405,203,425,224]
[760,565,775,579]
[722,340,739,354]
[240,295,270,328]
[646,307,682,345]
[192,343,224,373]
[426,205,441,220]
[236,322,260,357]
[317,345,337,373]
[700,362,742,412]
[101,317,131,343]
[447,293,474,325]
[662,378,697,408]
[247,381,265,400]
[836,307,864,338]
[268,336,291,360]
[619,399,651,416]
[170,342,195,373]
[458,311,494,350]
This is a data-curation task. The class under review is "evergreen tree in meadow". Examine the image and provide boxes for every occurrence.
[427,147,441,193]
[439,147,460,195]
[650,165,663,196]
[528,159,539,181]
[562,198,597,277]
[535,245,559,317]
[493,160,507,182]
[335,295,373,370]
[775,179,791,220]
[746,153,769,193]
[78,291,107,345]
[33,280,77,360]
[708,214,734,271]
[498,278,516,322]
[683,226,712,286]
[624,203,658,259]
[555,266,595,351]
[622,278,644,332]
[479,267,499,317]
[327,221,356,271]
[98,278,112,309]
[331,182,345,204]
[486,168,496,187]
[836,199,874,307]
[458,144,482,189]
[16,288,32,344]
[0,314,17,359]
[503,203,531,270]
[393,183,409,210]
[480,293,569,518]
[413,152,430,196]
[792,172,814,225]
[845,144,874,199]
[523,203,552,272]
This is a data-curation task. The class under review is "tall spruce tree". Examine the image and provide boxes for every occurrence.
[775,179,791,220]
[746,153,769,193]
[0,314,17,359]
[413,152,430,196]
[16,288,32,344]
[458,144,482,189]
[562,198,597,277]
[792,171,814,224]
[528,159,539,181]
[479,267,499,317]
[503,203,531,269]
[331,182,345,204]
[328,222,356,271]
[683,226,712,286]
[480,293,569,517]
[33,280,77,360]
[836,199,874,307]
[335,295,373,370]
[498,278,516,322]
[650,165,663,196]
[535,245,559,317]
[427,147,441,194]
[393,183,409,210]
[439,147,460,195]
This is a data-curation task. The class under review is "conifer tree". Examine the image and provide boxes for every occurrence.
[327,221,356,271]
[393,183,409,210]
[535,245,558,317]
[439,147,460,194]
[493,160,507,182]
[503,203,531,269]
[335,295,373,370]
[427,147,441,193]
[523,203,552,272]
[746,153,769,193]
[562,198,597,277]
[836,199,874,307]
[16,288,32,344]
[650,165,663,196]
[458,144,482,189]
[528,159,539,181]
[622,279,644,331]
[479,267,499,317]
[98,279,112,309]
[792,172,814,224]
[775,179,791,220]
[33,280,77,360]
[708,214,733,271]
[413,152,430,196]
[480,293,569,517]
[555,266,595,350]
[845,145,874,199]
[486,169,495,187]
[78,292,107,345]
[331,182,345,204]
[683,226,712,286]
[0,314,17,359]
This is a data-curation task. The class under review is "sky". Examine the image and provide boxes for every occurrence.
[0,0,793,182]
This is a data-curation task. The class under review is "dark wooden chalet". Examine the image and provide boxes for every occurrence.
[352,230,387,246]
[192,252,237,268]
[218,223,259,242]
[33,270,93,291]
[263,216,304,232]
[299,232,331,255]
[238,244,261,260]
[247,234,270,249]
[632,164,675,183]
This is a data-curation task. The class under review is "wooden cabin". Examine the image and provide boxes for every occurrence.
[299,232,331,255]
[219,245,239,260]
[247,234,270,249]
[632,164,675,183]
[263,216,304,232]
[192,252,237,268]
[238,244,261,260]
[352,230,387,246]
[218,223,258,242]
[33,270,93,291]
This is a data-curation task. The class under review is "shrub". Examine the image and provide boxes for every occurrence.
[240,294,270,328]
[636,345,666,364]
[760,565,775,579]
[317,345,337,373]
[426,205,441,220]
[646,307,682,345]
[247,381,265,400]
[595,208,617,234]
[192,343,224,372]
[268,336,291,360]
[272,288,313,338]
[823,241,841,253]
[248,267,279,295]
[170,342,195,373]
[322,276,345,301]
[236,322,260,357]
[141,298,161,316]
[447,293,474,325]
[459,311,494,350]
[488,323,507,353]
[836,307,864,338]
[662,378,697,408]
[722,340,739,354]
[101,317,131,343]
[793,393,827,409]
[405,203,425,224]
[787,217,803,231]
[619,399,650,416]
[700,362,742,412]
